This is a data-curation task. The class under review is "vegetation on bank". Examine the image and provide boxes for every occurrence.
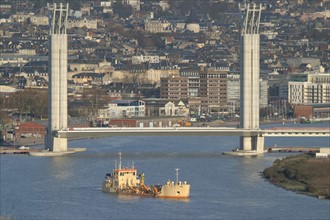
[263,153,330,199]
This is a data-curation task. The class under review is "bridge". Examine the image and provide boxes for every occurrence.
[57,127,330,139]
[45,4,329,155]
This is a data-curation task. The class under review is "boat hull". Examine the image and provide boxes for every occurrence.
[156,184,190,198]
[102,181,190,199]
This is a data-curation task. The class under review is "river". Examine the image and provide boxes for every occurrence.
[1,122,329,220]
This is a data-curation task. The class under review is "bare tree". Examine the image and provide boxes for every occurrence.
[11,90,30,120]
[32,90,48,119]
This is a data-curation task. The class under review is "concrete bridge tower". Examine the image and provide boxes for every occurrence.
[239,3,264,153]
[46,3,69,152]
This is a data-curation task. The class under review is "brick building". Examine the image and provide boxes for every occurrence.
[15,122,46,138]
[160,66,228,113]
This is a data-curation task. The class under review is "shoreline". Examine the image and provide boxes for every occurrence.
[263,153,330,200]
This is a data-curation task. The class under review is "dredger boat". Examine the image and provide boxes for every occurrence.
[102,153,190,198]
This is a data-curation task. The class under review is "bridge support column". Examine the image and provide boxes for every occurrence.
[52,137,68,152]
[45,3,69,152]
[256,135,264,153]
[240,136,253,151]
[45,132,68,152]
[240,135,264,153]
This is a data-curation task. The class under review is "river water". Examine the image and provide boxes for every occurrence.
[1,122,329,220]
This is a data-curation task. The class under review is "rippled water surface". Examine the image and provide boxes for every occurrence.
[1,122,329,219]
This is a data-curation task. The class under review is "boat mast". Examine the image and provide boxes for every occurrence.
[175,168,179,184]
[118,152,122,169]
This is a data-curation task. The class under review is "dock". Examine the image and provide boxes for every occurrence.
[267,147,319,153]
[0,147,42,155]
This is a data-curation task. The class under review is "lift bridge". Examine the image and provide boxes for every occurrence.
[54,126,329,155]
[46,3,330,154]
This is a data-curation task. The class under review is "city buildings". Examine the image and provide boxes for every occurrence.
[1,0,330,132]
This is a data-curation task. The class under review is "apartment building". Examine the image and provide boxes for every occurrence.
[160,66,228,112]
[288,70,330,104]
[200,67,228,112]
[160,75,189,100]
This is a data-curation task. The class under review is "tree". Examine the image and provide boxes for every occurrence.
[10,90,31,120]
[31,90,48,119]
[6,89,48,121]
[113,2,133,18]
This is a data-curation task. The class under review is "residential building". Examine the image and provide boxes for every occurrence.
[288,70,330,104]
[72,72,105,85]
[132,54,161,64]
[67,17,97,29]
[144,20,172,33]
[260,79,268,108]
[30,15,48,26]
[181,68,200,98]
[160,75,188,99]
[200,67,228,112]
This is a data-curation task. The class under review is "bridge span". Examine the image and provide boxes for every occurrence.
[57,127,330,139]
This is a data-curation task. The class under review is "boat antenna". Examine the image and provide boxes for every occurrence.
[175,168,179,184]
[118,152,122,169]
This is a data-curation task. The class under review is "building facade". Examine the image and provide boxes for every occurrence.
[100,100,146,120]
[288,72,330,104]
[200,68,227,112]
[160,66,227,113]
[144,20,172,33]
[160,75,188,99]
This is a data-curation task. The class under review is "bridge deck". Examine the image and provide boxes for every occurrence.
[57,127,330,139]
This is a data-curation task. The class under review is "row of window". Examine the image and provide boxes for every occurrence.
[200,74,227,78]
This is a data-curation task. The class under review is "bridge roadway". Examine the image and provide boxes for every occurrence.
[57,127,330,139]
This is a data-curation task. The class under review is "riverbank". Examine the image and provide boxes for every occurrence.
[263,153,330,199]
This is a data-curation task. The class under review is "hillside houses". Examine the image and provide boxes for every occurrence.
[1,0,329,126]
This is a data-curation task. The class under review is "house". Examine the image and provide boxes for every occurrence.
[72,72,105,85]
[316,148,330,158]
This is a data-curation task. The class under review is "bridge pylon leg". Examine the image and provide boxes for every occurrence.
[46,133,68,152]
[240,135,265,154]
[256,135,264,153]
[240,136,253,151]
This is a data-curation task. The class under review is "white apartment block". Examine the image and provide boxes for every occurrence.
[288,72,330,104]
[101,100,145,119]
